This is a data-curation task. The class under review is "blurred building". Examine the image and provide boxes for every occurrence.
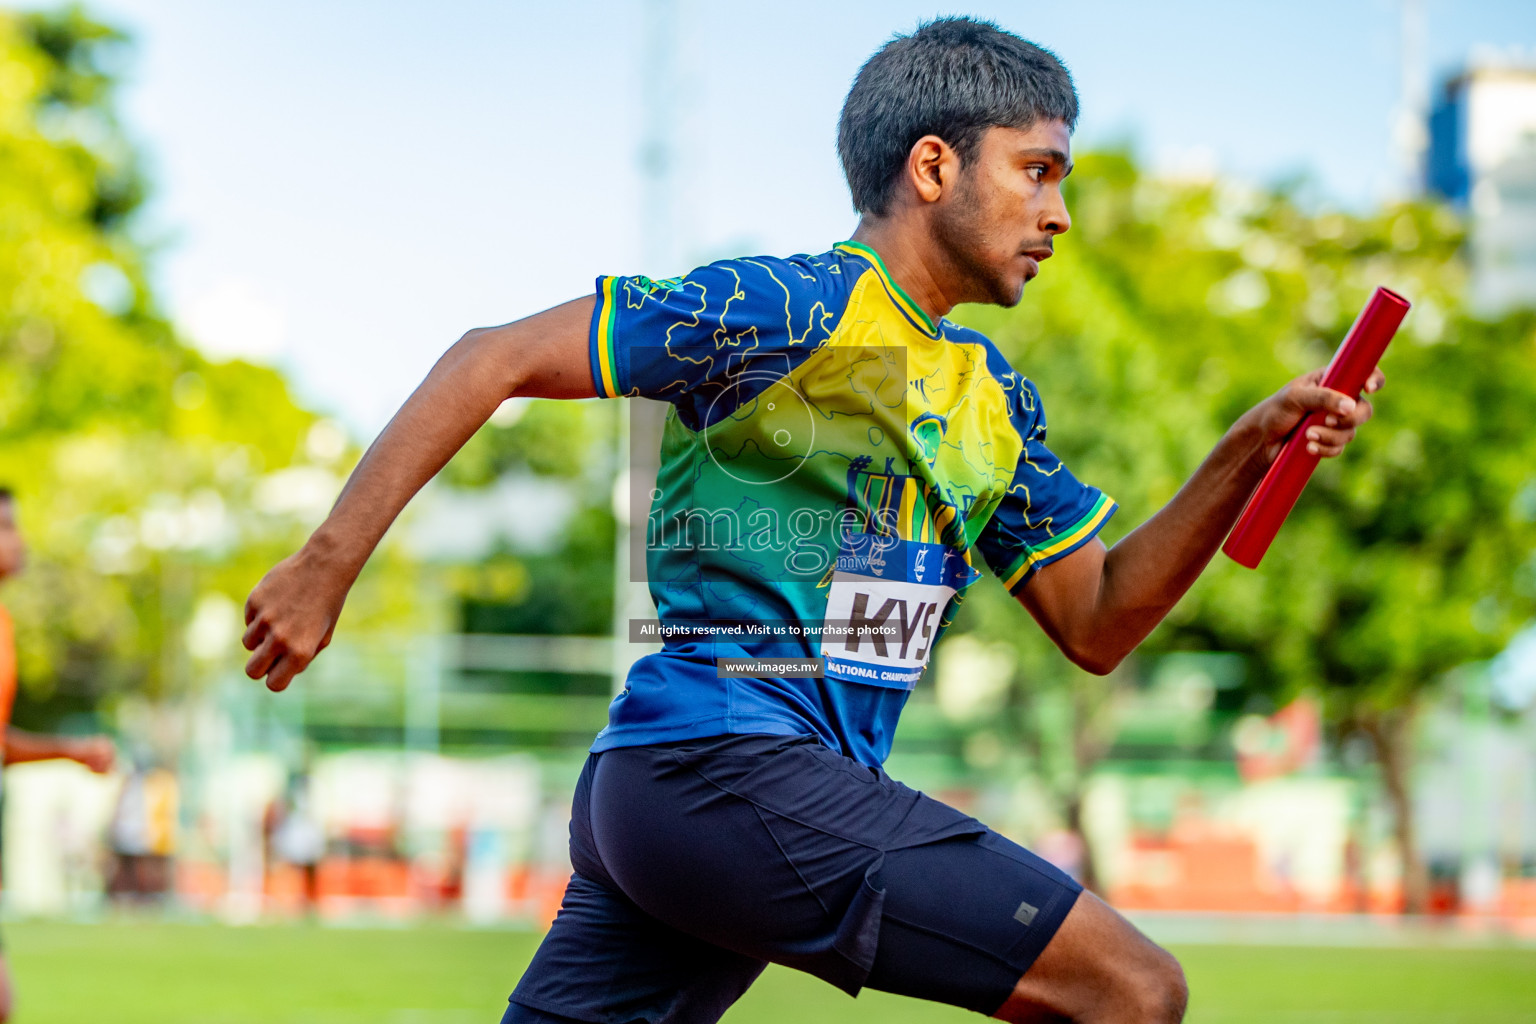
[1425,58,1536,314]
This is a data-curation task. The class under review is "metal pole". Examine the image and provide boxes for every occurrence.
[610,0,679,694]
[406,636,441,756]
[1393,0,1429,197]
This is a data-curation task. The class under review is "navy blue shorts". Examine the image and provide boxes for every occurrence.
[505,734,1081,1023]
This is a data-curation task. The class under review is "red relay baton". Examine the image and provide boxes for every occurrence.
[1222,286,1411,569]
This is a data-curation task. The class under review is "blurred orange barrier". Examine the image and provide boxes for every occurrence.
[175,860,226,912]
[1501,878,1536,918]
[1108,826,1296,913]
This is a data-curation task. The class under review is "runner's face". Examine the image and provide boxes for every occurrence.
[0,499,23,579]
[933,120,1073,307]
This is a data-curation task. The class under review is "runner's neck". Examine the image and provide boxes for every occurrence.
[843,228,956,327]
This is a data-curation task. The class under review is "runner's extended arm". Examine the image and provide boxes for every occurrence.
[243,296,596,692]
[1017,367,1382,674]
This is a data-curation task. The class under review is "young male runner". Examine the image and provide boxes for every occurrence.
[243,18,1383,1023]
[0,487,116,1021]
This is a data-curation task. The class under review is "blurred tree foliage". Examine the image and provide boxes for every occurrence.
[0,8,428,727]
[955,151,1536,906]
[441,396,617,641]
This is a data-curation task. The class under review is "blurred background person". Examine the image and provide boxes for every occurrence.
[105,746,178,906]
[263,768,324,917]
[0,486,115,1020]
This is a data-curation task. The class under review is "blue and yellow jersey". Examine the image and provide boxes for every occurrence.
[589,241,1115,765]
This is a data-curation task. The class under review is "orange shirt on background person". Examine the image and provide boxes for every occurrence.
[0,604,15,742]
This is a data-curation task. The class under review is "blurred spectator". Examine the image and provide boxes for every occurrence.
[264,770,325,915]
[106,749,178,905]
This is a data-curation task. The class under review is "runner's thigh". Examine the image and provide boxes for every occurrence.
[506,752,766,1024]
[589,735,1039,1002]
[587,740,847,959]
[504,871,766,1024]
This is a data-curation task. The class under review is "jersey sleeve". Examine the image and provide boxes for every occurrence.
[587,254,845,420]
[974,377,1117,594]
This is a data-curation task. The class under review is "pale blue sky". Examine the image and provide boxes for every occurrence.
[69,0,1536,431]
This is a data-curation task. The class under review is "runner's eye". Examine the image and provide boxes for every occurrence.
[1026,165,1046,183]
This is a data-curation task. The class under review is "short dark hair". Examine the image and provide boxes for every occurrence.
[0,487,11,505]
[837,17,1079,216]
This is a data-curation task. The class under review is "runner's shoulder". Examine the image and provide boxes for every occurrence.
[935,320,1045,428]
[677,247,860,302]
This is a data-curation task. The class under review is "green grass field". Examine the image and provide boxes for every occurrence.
[6,920,1536,1023]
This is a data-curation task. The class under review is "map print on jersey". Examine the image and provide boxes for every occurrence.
[587,241,1117,766]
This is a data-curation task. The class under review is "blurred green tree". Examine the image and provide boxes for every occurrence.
[440,395,617,644]
[955,151,1536,909]
[0,8,430,727]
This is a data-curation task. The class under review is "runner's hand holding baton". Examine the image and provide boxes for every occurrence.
[1224,287,1410,568]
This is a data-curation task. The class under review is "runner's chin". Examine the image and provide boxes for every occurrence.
[995,258,1037,306]
[1001,274,1029,308]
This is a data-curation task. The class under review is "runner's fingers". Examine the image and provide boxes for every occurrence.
[245,634,281,680]
[1323,397,1374,432]
[1305,423,1355,457]
[1343,395,1373,427]
[266,653,303,693]
[1291,383,1356,419]
[1306,424,1355,446]
[1365,367,1386,393]
[242,614,268,650]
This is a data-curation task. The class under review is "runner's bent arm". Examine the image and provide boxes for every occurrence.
[1018,367,1383,675]
[243,296,597,691]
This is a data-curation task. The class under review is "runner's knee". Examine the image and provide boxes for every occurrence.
[1088,936,1187,1024]
[994,889,1188,1024]
[1121,946,1187,1024]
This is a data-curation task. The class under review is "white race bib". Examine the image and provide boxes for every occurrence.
[820,533,978,689]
